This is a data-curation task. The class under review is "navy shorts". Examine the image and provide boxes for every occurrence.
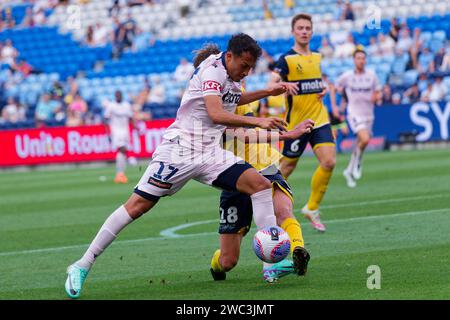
[282,124,335,159]
[218,171,293,235]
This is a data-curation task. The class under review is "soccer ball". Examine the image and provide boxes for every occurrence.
[252,226,291,263]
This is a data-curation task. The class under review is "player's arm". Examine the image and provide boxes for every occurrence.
[205,95,287,130]
[237,83,286,106]
[230,119,315,144]
[328,82,343,118]
[269,55,299,95]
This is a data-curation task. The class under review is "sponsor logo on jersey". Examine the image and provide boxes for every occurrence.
[202,80,222,93]
[296,78,324,95]
[222,90,241,104]
[148,177,173,189]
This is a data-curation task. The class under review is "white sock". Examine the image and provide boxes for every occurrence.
[75,205,133,270]
[346,147,361,173]
[251,188,276,230]
[116,152,127,174]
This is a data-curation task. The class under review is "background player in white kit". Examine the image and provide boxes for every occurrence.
[103,90,134,184]
[64,34,305,299]
[331,47,382,188]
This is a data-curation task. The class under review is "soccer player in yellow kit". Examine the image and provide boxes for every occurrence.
[210,102,314,282]
[270,13,336,232]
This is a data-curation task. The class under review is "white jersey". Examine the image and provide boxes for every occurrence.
[103,100,133,135]
[163,52,242,151]
[336,69,381,119]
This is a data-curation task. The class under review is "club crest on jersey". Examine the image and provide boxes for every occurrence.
[202,80,222,93]
[222,90,241,104]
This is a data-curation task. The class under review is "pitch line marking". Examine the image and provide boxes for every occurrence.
[0,207,448,257]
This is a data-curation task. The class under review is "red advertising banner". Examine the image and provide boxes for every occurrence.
[0,119,174,167]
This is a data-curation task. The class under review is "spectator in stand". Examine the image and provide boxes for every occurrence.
[3,8,16,29]
[409,27,423,70]
[334,0,345,20]
[63,76,79,106]
[378,33,395,56]
[147,76,165,105]
[50,81,64,101]
[35,93,62,127]
[389,18,401,42]
[340,1,355,21]
[417,72,428,92]
[334,33,356,58]
[109,0,121,17]
[433,47,447,72]
[319,37,334,59]
[366,36,380,56]
[177,0,191,18]
[66,93,88,127]
[391,92,402,105]
[111,16,122,59]
[378,84,393,105]
[428,76,448,102]
[33,8,47,26]
[420,83,433,102]
[173,57,195,82]
[127,0,147,6]
[402,83,420,104]
[417,47,434,73]
[85,25,95,46]
[254,49,274,74]
[396,28,413,54]
[14,59,35,77]
[1,97,25,123]
[20,7,35,28]
[440,48,450,72]
[92,22,109,47]
[284,0,295,11]
[262,0,273,20]
[132,27,155,52]
[1,40,18,66]
[121,12,137,46]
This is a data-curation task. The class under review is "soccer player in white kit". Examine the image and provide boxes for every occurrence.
[64,34,297,299]
[331,47,382,188]
[103,90,134,183]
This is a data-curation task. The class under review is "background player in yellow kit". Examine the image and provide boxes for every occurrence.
[210,101,314,282]
[270,13,336,232]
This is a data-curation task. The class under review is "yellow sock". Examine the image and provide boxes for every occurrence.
[281,217,304,251]
[211,249,224,272]
[307,165,333,211]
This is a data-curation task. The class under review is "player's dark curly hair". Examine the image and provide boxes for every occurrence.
[192,34,261,68]
[193,43,221,68]
[227,33,262,60]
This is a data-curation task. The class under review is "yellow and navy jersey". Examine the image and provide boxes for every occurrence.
[262,94,286,118]
[273,49,329,129]
[223,104,282,172]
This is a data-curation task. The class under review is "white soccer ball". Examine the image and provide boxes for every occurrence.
[252,226,291,263]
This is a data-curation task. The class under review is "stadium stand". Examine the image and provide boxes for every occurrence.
[0,0,449,130]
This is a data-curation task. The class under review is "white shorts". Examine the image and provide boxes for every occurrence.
[134,139,253,200]
[111,131,130,149]
[347,115,374,135]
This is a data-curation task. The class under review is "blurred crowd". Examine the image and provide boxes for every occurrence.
[0,0,450,128]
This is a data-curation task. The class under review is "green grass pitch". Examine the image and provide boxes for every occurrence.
[1,148,449,300]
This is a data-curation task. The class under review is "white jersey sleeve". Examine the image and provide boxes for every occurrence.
[200,63,226,97]
[163,52,242,151]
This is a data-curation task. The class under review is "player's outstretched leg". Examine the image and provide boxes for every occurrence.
[210,234,242,281]
[210,249,226,281]
[64,194,157,299]
[263,259,295,283]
